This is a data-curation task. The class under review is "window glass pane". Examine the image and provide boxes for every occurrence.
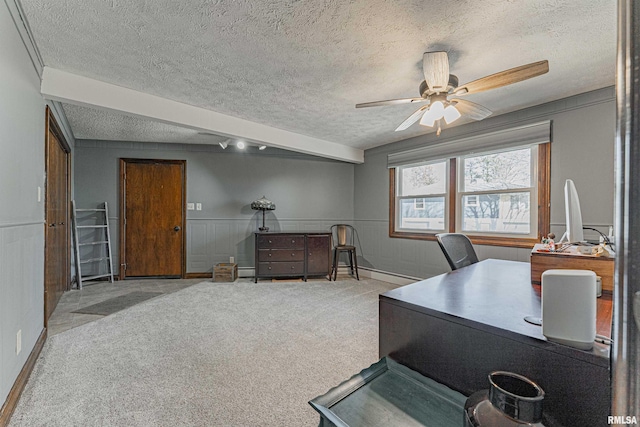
[399,197,445,231]
[400,162,447,196]
[461,148,531,192]
[461,192,530,234]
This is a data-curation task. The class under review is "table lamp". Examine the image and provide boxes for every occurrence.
[251,196,276,232]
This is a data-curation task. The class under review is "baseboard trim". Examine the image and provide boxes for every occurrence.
[187,267,423,285]
[0,328,47,426]
[357,267,423,286]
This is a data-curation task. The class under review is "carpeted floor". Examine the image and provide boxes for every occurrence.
[9,278,399,426]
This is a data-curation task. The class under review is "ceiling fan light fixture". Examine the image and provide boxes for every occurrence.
[420,100,446,127]
[419,109,437,127]
[443,104,461,124]
[236,141,246,149]
[219,141,228,149]
[430,101,445,119]
[258,145,267,150]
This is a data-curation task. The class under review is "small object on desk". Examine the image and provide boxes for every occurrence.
[541,233,556,252]
[577,245,596,255]
[542,269,596,350]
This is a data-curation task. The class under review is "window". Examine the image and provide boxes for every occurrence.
[458,147,536,237]
[396,161,447,232]
[390,143,550,248]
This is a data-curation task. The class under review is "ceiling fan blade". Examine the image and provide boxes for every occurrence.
[423,51,450,93]
[395,105,429,131]
[453,60,549,96]
[452,99,493,121]
[356,97,426,108]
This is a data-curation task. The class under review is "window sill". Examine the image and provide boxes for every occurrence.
[389,231,539,249]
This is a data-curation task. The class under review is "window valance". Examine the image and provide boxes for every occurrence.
[387,120,551,168]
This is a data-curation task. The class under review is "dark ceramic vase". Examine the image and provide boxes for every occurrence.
[464,371,545,427]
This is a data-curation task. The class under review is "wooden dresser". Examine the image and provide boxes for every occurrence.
[254,232,331,282]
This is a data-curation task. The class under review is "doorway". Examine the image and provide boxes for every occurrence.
[44,106,71,323]
[119,159,186,279]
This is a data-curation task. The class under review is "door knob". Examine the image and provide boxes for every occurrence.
[49,223,56,227]
[174,226,181,231]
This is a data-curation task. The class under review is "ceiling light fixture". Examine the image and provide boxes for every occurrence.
[236,141,245,149]
[219,141,228,149]
[443,104,461,124]
[418,98,461,135]
[258,145,267,150]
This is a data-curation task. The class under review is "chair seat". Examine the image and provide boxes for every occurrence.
[334,245,356,250]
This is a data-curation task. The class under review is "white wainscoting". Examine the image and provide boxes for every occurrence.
[0,222,44,404]
[186,219,346,273]
[354,219,534,280]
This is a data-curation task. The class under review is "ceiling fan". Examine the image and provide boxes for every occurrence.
[356,52,549,135]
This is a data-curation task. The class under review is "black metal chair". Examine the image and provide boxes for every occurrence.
[330,224,359,280]
[435,233,479,271]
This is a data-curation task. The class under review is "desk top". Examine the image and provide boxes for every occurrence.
[380,259,611,365]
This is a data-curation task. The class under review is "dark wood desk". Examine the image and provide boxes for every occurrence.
[380,259,611,427]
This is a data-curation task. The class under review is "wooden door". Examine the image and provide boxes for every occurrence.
[120,159,185,278]
[44,107,70,322]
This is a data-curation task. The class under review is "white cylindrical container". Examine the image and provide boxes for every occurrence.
[541,269,597,350]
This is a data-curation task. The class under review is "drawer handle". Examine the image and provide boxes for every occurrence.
[268,253,272,257]
[291,253,295,257]
[268,266,272,270]
[291,240,295,243]
[291,266,295,269]
[268,240,272,243]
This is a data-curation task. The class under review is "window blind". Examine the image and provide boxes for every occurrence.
[387,120,551,168]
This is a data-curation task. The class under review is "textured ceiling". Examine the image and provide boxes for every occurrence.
[62,103,228,144]
[20,0,617,151]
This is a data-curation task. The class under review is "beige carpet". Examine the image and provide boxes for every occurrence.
[10,278,399,426]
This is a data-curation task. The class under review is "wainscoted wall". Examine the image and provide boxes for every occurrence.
[187,219,345,273]
[355,87,616,279]
[74,141,355,275]
[0,3,47,407]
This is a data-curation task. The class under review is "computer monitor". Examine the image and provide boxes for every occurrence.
[559,179,585,244]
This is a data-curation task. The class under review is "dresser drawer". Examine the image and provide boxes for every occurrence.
[257,234,304,249]
[258,261,304,276]
[258,249,305,262]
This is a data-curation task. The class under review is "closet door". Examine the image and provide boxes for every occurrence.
[44,107,70,322]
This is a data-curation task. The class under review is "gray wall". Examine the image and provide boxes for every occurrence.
[354,87,616,279]
[74,141,355,273]
[0,3,46,406]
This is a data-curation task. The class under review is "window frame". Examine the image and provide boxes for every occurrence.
[394,160,449,233]
[456,146,538,239]
[389,143,550,248]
